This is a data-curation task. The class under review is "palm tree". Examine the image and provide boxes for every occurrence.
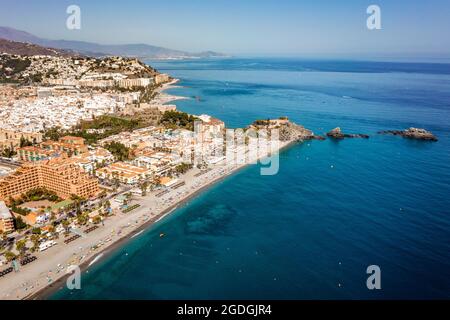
[30,234,40,252]
[139,181,149,196]
[0,230,7,243]
[61,219,70,234]
[70,194,85,215]
[4,251,16,262]
[101,200,111,216]
[15,239,27,258]
[112,172,120,191]
[77,214,88,226]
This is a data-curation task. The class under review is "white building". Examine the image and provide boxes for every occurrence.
[0,201,14,233]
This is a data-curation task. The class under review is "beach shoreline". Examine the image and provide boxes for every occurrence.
[27,139,296,300]
[0,76,300,300]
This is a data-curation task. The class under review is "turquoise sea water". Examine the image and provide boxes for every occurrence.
[52,58,450,299]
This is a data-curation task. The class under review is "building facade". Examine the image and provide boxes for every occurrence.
[0,158,99,203]
[0,129,43,153]
[40,136,88,156]
[96,162,152,185]
[17,146,61,162]
[0,201,14,233]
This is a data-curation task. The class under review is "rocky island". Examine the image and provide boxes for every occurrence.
[326,127,369,139]
[378,128,438,142]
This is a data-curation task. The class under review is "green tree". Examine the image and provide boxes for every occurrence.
[4,251,16,262]
[15,239,27,257]
[14,216,28,230]
[104,142,131,161]
[19,136,33,148]
[61,219,70,233]
[159,111,198,131]
[30,234,41,252]
[139,181,149,196]
[1,147,16,158]
[102,200,111,216]
[76,213,88,226]
[175,163,193,175]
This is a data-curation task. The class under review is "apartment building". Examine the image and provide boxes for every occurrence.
[96,162,152,185]
[117,78,153,88]
[17,136,88,162]
[0,158,100,203]
[17,146,61,162]
[70,147,114,174]
[0,129,43,152]
[132,151,177,175]
[47,77,153,89]
[195,115,226,146]
[41,136,88,156]
[0,201,14,233]
[154,73,170,84]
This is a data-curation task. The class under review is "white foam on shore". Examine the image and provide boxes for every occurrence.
[156,206,178,223]
[130,230,144,239]
[88,253,104,267]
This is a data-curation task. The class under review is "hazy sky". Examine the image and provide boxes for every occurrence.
[1,0,450,58]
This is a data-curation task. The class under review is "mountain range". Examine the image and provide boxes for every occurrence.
[0,38,76,57]
[0,26,227,59]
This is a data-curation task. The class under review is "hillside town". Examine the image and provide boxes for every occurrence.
[0,49,311,299]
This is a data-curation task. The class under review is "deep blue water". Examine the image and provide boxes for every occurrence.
[52,58,450,299]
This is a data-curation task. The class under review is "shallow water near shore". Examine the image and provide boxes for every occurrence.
[52,58,450,299]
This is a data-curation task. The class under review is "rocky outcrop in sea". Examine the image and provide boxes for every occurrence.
[378,128,438,141]
[326,127,369,139]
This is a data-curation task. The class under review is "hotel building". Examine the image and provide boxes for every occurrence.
[0,158,100,203]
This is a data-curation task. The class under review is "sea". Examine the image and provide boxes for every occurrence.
[51,58,450,299]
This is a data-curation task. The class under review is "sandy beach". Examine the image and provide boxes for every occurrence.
[0,117,294,300]
[152,78,188,105]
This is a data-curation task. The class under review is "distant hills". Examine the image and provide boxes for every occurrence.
[0,38,77,57]
[0,26,228,59]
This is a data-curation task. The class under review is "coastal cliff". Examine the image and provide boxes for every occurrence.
[248,117,316,142]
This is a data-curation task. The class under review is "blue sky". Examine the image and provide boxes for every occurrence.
[1,0,450,58]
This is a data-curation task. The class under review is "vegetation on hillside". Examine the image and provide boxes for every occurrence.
[43,115,149,145]
[159,111,198,131]
[104,141,131,161]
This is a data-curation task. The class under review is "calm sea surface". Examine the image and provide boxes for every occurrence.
[52,58,450,299]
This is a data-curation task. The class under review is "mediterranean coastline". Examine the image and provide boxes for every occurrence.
[30,138,296,300]
[1,52,449,301]
[0,74,299,300]
[2,1,450,304]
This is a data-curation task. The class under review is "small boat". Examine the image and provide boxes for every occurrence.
[159,233,166,238]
